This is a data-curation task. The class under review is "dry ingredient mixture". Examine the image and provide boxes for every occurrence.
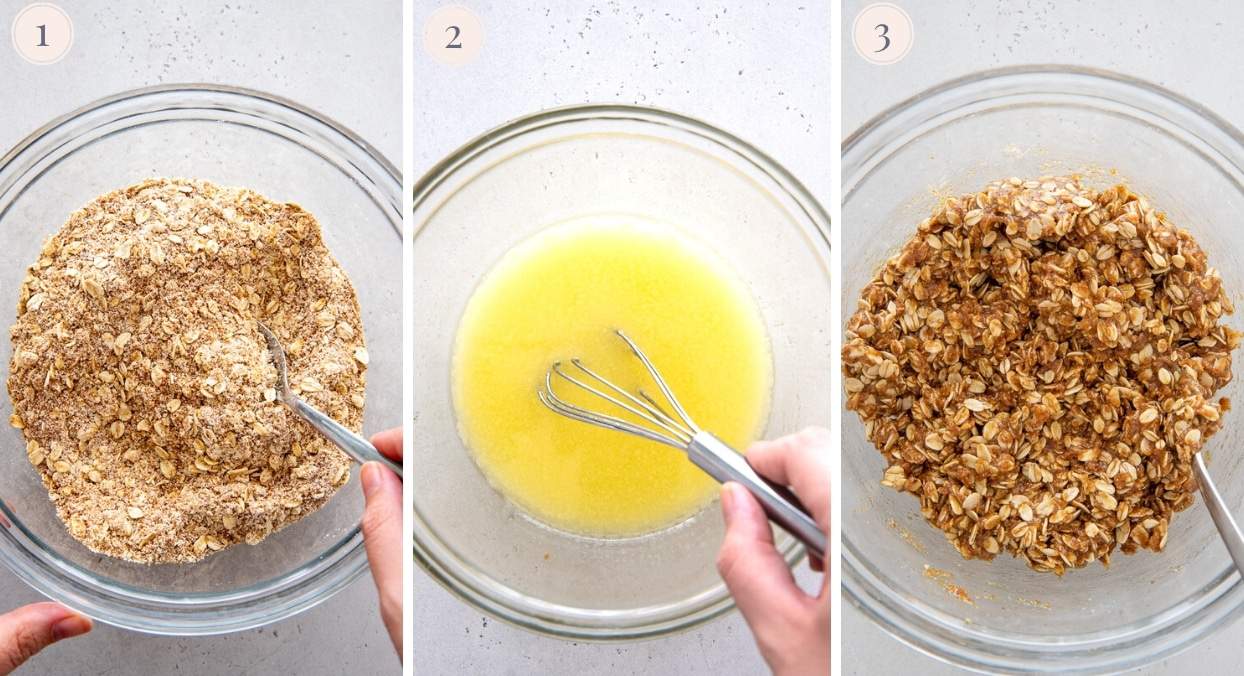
[8,178,368,564]
[844,176,1239,574]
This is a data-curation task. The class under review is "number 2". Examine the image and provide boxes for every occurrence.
[874,23,890,52]
[36,24,48,47]
[445,25,462,49]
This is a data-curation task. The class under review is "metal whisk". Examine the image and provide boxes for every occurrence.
[537,330,826,559]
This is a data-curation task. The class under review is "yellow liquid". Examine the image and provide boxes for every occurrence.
[452,218,773,537]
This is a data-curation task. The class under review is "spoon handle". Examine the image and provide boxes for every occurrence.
[1194,453,1244,574]
[288,396,403,478]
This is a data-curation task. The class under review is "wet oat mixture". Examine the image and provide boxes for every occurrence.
[8,178,368,564]
[844,176,1238,574]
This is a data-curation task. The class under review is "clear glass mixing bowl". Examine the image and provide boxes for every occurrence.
[412,104,831,639]
[0,85,401,635]
[843,66,1244,673]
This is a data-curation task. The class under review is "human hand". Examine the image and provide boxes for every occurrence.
[361,427,403,659]
[0,602,92,674]
[717,427,830,676]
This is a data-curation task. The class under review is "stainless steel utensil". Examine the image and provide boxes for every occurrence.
[258,322,401,477]
[538,329,825,559]
[1193,452,1244,574]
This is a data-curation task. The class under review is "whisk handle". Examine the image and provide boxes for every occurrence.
[288,397,403,478]
[688,432,826,559]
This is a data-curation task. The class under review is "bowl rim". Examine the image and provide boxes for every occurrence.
[411,102,830,641]
[844,63,1244,162]
[0,83,400,635]
[842,64,1244,673]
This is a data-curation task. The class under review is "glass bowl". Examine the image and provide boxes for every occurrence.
[843,65,1244,673]
[0,85,401,635]
[412,104,830,640]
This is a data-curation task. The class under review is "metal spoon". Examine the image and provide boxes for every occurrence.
[1193,452,1244,574]
[257,321,401,477]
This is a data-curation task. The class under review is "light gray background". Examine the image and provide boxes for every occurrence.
[0,1,400,674]
[413,1,830,673]
[842,0,1244,674]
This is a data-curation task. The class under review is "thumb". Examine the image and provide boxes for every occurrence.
[361,462,402,591]
[360,462,402,649]
[0,603,92,674]
[716,483,808,628]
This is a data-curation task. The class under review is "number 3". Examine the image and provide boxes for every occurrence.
[445,25,462,49]
[874,23,890,52]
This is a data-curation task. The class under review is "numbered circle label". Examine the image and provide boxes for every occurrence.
[853,3,912,65]
[423,5,483,66]
[12,3,72,65]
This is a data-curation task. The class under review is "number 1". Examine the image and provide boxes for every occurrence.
[36,24,48,47]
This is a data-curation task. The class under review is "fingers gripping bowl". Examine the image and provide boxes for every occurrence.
[412,105,831,639]
[843,67,1244,672]
[0,86,401,635]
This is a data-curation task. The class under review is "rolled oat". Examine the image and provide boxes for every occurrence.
[844,176,1238,574]
[8,178,367,564]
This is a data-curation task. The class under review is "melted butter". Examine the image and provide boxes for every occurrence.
[452,218,772,536]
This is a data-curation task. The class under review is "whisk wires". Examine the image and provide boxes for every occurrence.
[537,330,701,449]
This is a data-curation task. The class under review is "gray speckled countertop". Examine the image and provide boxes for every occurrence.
[0,1,400,674]
[413,1,830,673]
[843,0,1244,673]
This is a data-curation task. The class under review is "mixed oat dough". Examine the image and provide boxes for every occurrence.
[844,176,1239,574]
[7,178,368,564]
